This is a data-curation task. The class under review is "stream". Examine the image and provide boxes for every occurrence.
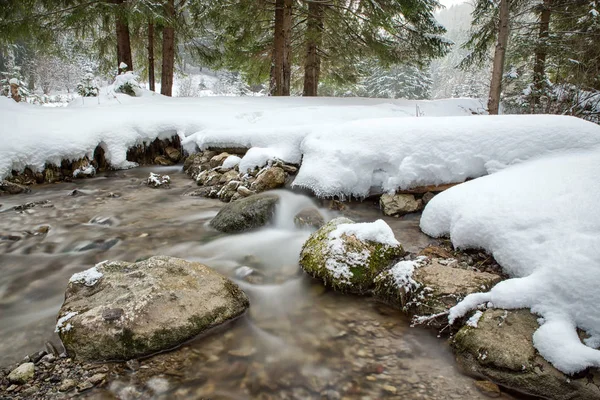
[0,166,517,399]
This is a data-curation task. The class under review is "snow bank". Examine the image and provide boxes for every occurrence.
[292,114,600,197]
[420,149,600,374]
[0,96,482,180]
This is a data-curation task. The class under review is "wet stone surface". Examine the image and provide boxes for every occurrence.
[0,166,518,399]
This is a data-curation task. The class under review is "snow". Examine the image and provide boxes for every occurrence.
[420,149,600,374]
[292,114,600,198]
[384,257,427,292]
[73,165,95,177]
[147,172,170,187]
[55,311,78,333]
[9,78,18,85]
[0,95,483,180]
[69,266,103,286]
[466,310,483,328]
[330,219,400,247]
[222,155,242,170]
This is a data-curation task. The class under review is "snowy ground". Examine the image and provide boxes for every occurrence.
[3,92,600,374]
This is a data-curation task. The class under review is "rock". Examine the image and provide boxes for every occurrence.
[165,147,181,162]
[45,341,59,357]
[56,256,249,361]
[382,385,397,394]
[219,170,240,184]
[209,152,231,168]
[88,373,106,385]
[146,172,170,188]
[197,170,222,186]
[186,187,217,197]
[299,218,404,294]
[374,258,501,328]
[59,378,77,392]
[473,380,501,398]
[418,246,453,259]
[8,362,35,384]
[453,309,600,400]
[0,180,31,195]
[236,185,254,197]
[294,208,325,229]
[154,155,173,166]
[422,191,436,205]
[251,167,286,192]
[209,193,279,233]
[380,193,423,216]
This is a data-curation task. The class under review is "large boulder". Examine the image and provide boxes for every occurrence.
[299,218,404,294]
[374,258,501,328]
[56,256,249,361]
[209,193,279,233]
[453,309,600,400]
[380,193,423,217]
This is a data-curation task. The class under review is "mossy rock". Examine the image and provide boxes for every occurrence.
[209,193,279,233]
[453,309,600,400]
[56,256,249,361]
[299,218,404,294]
[373,258,501,328]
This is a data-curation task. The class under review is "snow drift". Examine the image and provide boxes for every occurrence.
[292,114,600,197]
[0,95,483,179]
[421,149,600,374]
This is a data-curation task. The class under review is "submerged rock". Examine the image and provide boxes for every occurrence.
[294,207,325,229]
[209,193,279,233]
[380,193,423,217]
[453,309,600,400]
[56,256,249,361]
[373,258,501,328]
[299,218,404,294]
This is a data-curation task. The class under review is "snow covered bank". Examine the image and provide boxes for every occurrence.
[292,114,600,197]
[1,96,481,180]
[420,149,600,374]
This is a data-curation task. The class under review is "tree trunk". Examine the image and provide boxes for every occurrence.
[303,1,324,96]
[271,0,292,96]
[487,0,510,115]
[161,0,175,97]
[531,0,551,111]
[115,0,133,72]
[148,22,155,91]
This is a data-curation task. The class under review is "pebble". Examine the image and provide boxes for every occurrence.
[474,380,502,398]
[58,378,77,392]
[382,385,397,394]
[88,373,106,385]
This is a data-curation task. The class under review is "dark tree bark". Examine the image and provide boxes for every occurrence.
[114,0,133,72]
[161,0,175,97]
[148,21,155,91]
[531,0,552,111]
[488,0,510,115]
[303,1,324,96]
[271,0,292,96]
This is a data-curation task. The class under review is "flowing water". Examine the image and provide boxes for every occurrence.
[0,167,516,399]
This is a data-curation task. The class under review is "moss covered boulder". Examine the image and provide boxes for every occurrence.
[374,258,501,328]
[56,256,249,361]
[453,309,600,400]
[299,218,404,294]
[210,193,279,233]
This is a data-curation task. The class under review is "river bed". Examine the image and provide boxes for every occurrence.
[0,166,517,399]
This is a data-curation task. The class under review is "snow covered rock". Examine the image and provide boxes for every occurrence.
[373,258,501,329]
[209,193,279,233]
[146,172,170,188]
[56,257,249,361]
[8,362,35,384]
[299,218,404,294]
[380,193,423,217]
[209,152,232,169]
[421,149,600,374]
[453,309,600,400]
